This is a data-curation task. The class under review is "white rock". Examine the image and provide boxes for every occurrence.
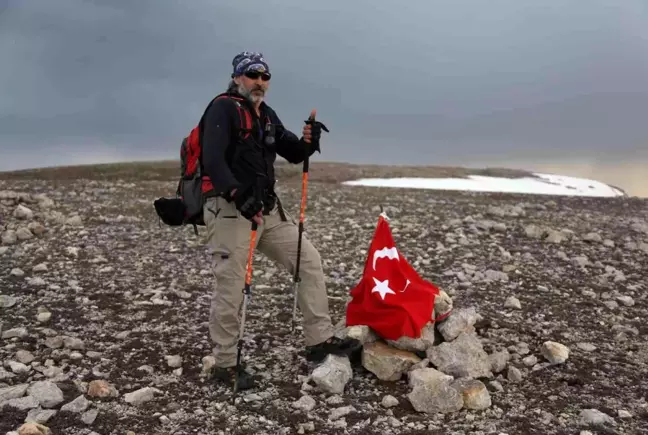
[165,355,183,368]
[579,408,616,427]
[381,395,399,408]
[311,354,352,395]
[32,263,48,272]
[123,387,160,406]
[292,395,316,412]
[13,204,34,220]
[540,341,570,364]
[504,296,522,310]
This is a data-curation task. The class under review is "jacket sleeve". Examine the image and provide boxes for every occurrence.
[271,111,317,164]
[201,98,240,196]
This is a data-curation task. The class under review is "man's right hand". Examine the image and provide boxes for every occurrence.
[232,187,263,225]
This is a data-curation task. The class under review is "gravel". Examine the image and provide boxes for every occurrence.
[1,171,647,435]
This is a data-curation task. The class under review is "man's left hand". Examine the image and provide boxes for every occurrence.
[302,109,329,152]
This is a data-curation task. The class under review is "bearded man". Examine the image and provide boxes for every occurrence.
[198,51,360,390]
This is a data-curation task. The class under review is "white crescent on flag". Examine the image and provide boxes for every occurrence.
[372,247,398,270]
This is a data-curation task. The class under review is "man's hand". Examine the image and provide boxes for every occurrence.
[302,109,329,151]
[302,109,316,144]
[232,186,264,225]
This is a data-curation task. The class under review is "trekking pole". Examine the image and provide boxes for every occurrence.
[290,112,316,333]
[233,220,258,400]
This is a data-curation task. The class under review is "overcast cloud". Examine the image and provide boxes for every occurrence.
[1,0,647,171]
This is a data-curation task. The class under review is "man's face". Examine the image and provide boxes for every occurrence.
[235,70,271,104]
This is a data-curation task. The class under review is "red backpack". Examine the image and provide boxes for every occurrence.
[154,94,253,234]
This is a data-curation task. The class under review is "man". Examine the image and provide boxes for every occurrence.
[199,51,360,390]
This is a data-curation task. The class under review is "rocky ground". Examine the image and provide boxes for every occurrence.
[0,163,647,435]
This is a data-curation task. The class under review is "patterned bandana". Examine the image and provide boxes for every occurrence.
[231,51,270,77]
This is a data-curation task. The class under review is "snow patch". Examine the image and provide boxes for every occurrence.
[342,173,626,197]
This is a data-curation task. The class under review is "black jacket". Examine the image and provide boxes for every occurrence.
[200,91,316,202]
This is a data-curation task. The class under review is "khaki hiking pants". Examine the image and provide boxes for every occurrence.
[203,196,334,368]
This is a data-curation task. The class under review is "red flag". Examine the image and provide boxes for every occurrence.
[345,214,440,340]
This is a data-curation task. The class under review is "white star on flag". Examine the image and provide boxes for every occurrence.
[371,277,396,300]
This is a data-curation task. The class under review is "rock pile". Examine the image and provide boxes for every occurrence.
[305,294,572,417]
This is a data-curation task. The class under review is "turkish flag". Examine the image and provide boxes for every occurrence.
[345,214,440,340]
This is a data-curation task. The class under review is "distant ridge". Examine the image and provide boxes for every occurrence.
[0,159,630,198]
[0,160,535,184]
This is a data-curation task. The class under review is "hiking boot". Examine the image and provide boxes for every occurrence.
[305,336,363,363]
[211,364,256,391]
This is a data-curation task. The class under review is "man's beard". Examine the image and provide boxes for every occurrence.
[237,83,265,104]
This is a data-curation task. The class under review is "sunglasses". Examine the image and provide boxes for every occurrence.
[244,70,271,81]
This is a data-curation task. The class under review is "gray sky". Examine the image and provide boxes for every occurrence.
[1,0,647,171]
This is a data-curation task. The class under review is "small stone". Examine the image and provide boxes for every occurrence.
[381,395,399,408]
[311,354,352,395]
[488,380,504,392]
[616,409,631,419]
[406,368,463,414]
[60,395,90,413]
[522,355,538,367]
[25,408,57,425]
[16,228,34,240]
[13,205,34,220]
[577,343,597,352]
[32,263,48,273]
[504,296,522,310]
[292,395,316,412]
[2,230,18,245]
[540,341,570,364]
[507,366,523,382]
[616,295,635,307]
[165,355,182,368]
[87,380,118,398]
[81,408,99,425]
[451,378,491,410]
[66,215,83,226]
[201,355,216,375]
[9,361,30,374]
[579,408,616,427]
[63,336,84,350]
[3,327,29,339]
[17,422,51,435]
[37,311,52,323]
[329,405,355,421]
[123,387,159,406]
[28,222,45,236]
[0,294,18,308]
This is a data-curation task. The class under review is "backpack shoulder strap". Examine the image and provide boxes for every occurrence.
[213,94,253,139]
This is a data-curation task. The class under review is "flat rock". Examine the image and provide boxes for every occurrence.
[362,341,421,381]
[27,381,64,409]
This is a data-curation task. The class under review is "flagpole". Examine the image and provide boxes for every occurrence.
[379,204,389,221]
